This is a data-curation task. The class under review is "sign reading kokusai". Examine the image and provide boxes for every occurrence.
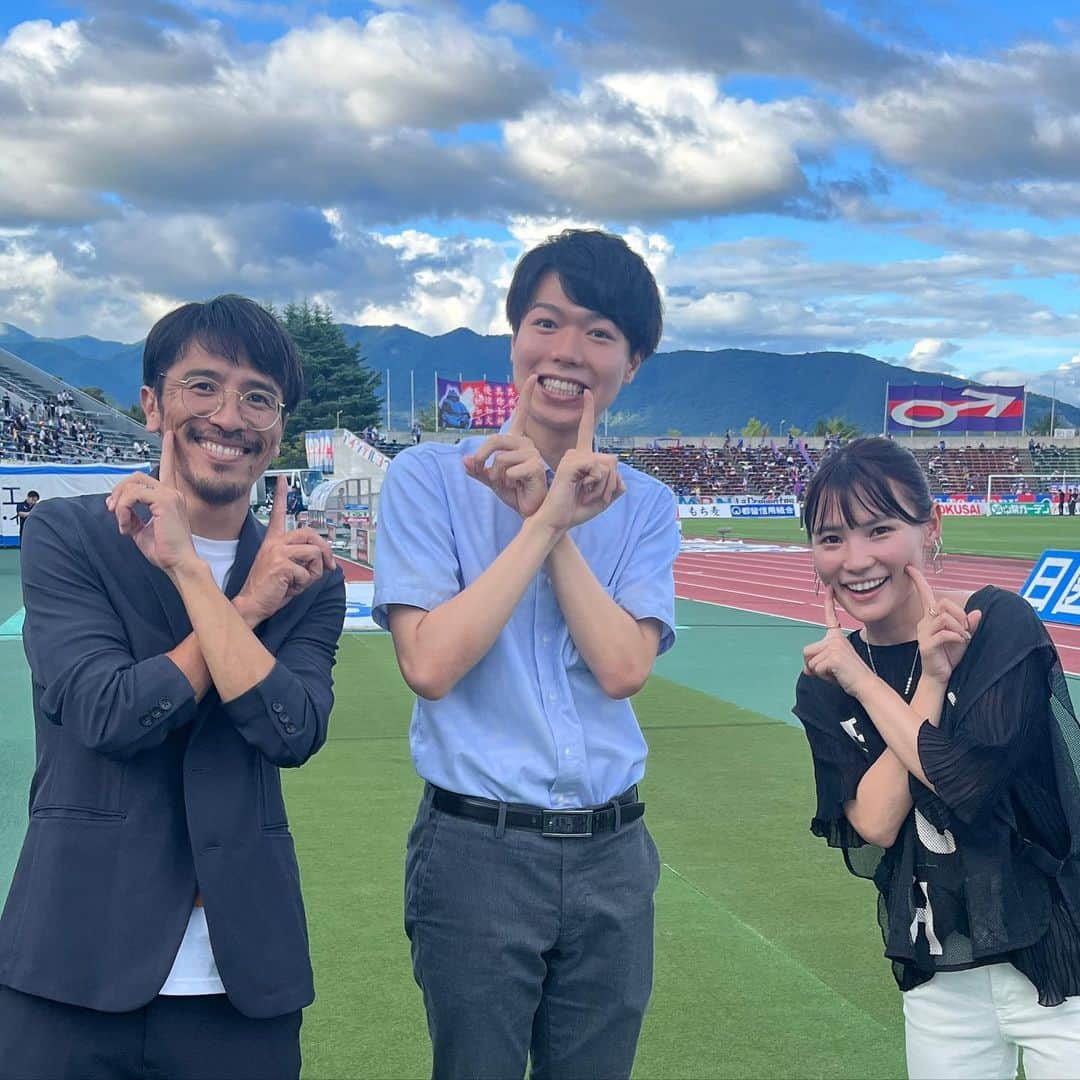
[886,384,1024,433]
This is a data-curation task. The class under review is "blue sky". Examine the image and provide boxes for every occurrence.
[3,1,1080,400]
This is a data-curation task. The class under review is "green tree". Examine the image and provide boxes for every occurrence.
[274,301,382,467]
[415,403,438,431]
[812,416,860,439]
[742,417,767,437]
[80,386,109,404]
[126,402,146,424]
[1029,413,1052,436]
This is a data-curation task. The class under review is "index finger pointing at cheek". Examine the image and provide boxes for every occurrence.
[823,584,842,631]
[905,564,938,616]
[507,375,537,437]
[576,388,595,452]
[158,431,177,489]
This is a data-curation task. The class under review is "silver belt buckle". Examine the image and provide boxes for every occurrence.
[541,809,594,838]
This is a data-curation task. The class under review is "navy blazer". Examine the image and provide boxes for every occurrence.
[0,493,345,1018]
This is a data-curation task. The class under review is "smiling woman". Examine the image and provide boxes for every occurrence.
[793,436,1080,1080]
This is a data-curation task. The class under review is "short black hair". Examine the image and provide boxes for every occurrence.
[803,437,932,537]
[142,295,303,413]
[26,490,39,499]
[505,229,663,360]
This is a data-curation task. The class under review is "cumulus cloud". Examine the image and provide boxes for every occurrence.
[505,73,836,218]
[904,338,960,372]
[848,41,1080,212]
[584,0,914,86]
[485,2,537,37]
[0,10,546,225]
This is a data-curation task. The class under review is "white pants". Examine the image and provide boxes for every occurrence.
[903,964,1080,1079]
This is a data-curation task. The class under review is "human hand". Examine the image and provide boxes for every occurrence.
[233,475,336,625]
[908,565,981,686]
[802,586,876,698]
[104,432,197,573]
[463,375,548,517]
[534,389,625,532]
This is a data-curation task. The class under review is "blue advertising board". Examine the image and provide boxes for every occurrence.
[729,503,797,519]
[1020,550,1080,626]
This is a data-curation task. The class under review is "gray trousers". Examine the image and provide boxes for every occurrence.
[405,785,661,1080]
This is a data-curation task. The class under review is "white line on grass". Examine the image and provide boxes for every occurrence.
[660,861,895,1034]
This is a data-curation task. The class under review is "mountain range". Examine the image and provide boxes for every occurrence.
[1,321,1074,437]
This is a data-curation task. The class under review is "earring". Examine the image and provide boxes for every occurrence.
[931,538,944,575]
[811,570,822,596]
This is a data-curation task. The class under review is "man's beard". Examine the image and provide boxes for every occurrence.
[185,471,252,507]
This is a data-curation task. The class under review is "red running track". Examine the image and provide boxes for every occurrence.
[674,543,1080,675]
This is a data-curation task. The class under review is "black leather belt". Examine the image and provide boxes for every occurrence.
[430,785,644,838]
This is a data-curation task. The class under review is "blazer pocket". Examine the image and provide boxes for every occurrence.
[257,758,289,830]
[31,805,126,823]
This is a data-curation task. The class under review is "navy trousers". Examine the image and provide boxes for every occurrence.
[405,785,662,1080]
[0,986,302,1080]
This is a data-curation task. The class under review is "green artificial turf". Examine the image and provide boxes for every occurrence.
[681,512,1080,560]
[286,635,907,1079]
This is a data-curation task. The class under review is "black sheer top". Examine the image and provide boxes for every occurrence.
[794,586,1080,1005]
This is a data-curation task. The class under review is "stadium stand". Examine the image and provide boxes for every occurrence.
[0,346,159,464]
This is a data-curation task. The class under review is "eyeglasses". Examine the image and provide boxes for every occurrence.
[164,376,284,431]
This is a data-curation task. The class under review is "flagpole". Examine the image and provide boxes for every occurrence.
[434,370,439,433]
[385,368,390,434]
[410,369,415,429]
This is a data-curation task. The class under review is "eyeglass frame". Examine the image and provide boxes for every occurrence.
[158,374,285,431]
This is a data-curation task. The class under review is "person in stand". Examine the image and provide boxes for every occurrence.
[794,436,1080,1079]
[0,296,344,1080]
[15,489,39,538]
[374,229,678,1079]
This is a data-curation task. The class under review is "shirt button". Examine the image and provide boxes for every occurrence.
[159,699,172,711]
[548,692,557,703]
[271,702,284,713]
[140,716,154,727]
[150,708,162,719]
[283,722,297,734]
[563,747,572,757]
[542,635,551,644]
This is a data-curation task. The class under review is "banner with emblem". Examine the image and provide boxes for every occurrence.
[886,384,1024,433]
[437,377,519,430]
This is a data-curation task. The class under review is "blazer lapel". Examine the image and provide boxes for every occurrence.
[226,511,264,600]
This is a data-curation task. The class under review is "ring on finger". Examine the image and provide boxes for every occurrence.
[928,606,939,617]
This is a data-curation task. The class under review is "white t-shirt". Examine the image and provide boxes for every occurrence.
[158,534,238,997]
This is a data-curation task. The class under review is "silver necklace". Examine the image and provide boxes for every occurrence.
[865,641,920,701]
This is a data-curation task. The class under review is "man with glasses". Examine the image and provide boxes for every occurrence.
[0,295,344,1079]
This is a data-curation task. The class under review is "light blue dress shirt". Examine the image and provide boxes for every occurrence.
[373,436,679,809]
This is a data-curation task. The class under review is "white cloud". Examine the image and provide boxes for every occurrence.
[485,2,537,37]
[904,338,960,372]
[504,73,836,218]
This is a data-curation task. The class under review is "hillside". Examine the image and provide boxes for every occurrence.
[0,322,1074,436]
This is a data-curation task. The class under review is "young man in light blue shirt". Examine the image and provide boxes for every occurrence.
[373,229,679,1079]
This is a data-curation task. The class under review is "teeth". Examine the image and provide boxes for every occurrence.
[540,376,584,396]
[201,440,244,458]
[847,578,887,593]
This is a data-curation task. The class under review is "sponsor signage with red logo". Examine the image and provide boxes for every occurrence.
[938,501,987,516]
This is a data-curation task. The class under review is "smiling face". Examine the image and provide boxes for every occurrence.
[510,271,641,444]
[811,486,942,641]
[142,341,284,513]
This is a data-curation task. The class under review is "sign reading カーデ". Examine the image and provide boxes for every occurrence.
[989,501,1051,516]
